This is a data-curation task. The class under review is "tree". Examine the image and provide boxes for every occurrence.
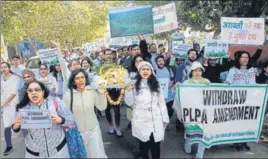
[1,1,110,46]
[180,0,267,38]
[132,0,268,39]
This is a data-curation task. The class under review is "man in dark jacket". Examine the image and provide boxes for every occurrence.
[203,46,263,83]
[203,58,231,83]
[122,44,141,72]
[257,61,268,84]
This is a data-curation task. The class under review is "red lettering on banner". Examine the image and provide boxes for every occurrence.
[248,34,257,40]
[233,74,245,81]
[159,23,173,31]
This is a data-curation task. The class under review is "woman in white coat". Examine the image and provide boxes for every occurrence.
[124,61,169,159]
[1,62,19,156]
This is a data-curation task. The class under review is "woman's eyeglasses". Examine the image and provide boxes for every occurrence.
[26,88,42,93]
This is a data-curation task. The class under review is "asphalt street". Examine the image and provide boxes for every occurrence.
[1,109,268,158]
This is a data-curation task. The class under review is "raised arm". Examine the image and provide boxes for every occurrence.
[138,34,151,60]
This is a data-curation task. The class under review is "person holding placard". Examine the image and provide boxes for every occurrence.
[63,69,107,158]
[1,62,19,156]
[124,61,169,159]
[174,49,198,83]
[226,50,257,151]
[155,55,175,120]
[203,57,231,83]
[50,41,81,92]
[173,61,210,158]
[12,81,74,158]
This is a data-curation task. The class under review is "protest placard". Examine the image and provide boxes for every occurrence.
[19,109,52,129]
[158,78,169,99]
[171,32,185,43]
[38,48,59,65]
[169,54,180,66]
[109,6,154,38]
[204,40,228,58]
[221,17,265,45]
[172,44,192,59]
[175,84,268,148]
[153,2,178,34]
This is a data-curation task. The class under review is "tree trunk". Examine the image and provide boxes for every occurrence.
[212,28,221,39]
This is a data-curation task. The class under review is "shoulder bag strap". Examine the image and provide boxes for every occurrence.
[70,88,73,112]
[53,97,58,111]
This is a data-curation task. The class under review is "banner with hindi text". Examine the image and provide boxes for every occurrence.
[153,2,178,34]
[221,17,265,45]
[204,40,228,58]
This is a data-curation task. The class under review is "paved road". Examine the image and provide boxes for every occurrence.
[1,109,268,158]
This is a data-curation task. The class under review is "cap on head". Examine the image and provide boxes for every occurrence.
[137,61,156,76]
[191,61,205,72]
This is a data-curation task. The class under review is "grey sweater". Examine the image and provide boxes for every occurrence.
[14,97,74,157]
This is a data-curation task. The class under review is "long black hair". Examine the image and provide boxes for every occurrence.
[68,68,90,89]
[135,70,160,94]
[51,64,62,81]
[16,81,50,111]
[39,63,48,69]
[234,51,252,69]
[131,55,143,73]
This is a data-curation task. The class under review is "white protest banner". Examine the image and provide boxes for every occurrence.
[172,44,192,59]
[19,109,52,129]
[176,84,268,148]
[221,17,265,45]
[158,78,169,99]
[204,40,228,58]
[37,48,59,65]
[153,2,178,34]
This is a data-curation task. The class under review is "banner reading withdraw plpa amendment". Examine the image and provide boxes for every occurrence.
[176,84,268,148]
[109,6,154,38]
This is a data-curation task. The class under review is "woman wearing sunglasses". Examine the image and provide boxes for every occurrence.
[12,81,74,158]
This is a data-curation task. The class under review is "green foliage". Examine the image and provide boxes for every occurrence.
[1,1,112,45]
[132,0,268,39]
